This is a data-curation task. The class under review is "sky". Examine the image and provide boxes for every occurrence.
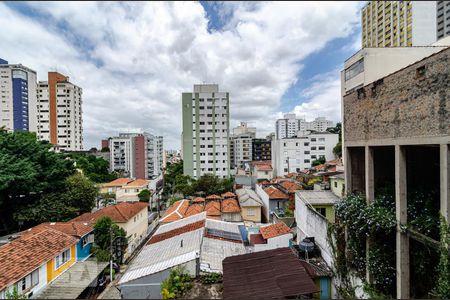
[0,1,363,150]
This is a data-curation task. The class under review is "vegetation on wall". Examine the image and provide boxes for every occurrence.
[160,266,193,299]
[334,185,444,298]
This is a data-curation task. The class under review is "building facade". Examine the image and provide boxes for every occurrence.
[342,47,450,299]
[37,72,83,150]
[252,139,271,161]
[437,1,450,40]
[276,114,333,139]
[272,132,338,176]
[361,1,437,48]
[109,132,163,179]
[182,84,230,179]
[0,59,38,132]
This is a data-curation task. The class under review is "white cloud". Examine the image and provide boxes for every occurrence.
[0,1,360,149]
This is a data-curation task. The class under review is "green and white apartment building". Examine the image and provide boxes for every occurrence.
[182,84,230,179]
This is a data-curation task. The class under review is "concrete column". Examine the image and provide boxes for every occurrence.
[365,146,375,283]
[344,147,352,195]
[365,146,375,204]
[395,145,409,299]
[440,144,450,222]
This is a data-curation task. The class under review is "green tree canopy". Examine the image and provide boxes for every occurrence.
[92,216,127,262]
[138,189,151,202]
[0,129,76,232]
[311,156,326,166]
[67,153,117,183]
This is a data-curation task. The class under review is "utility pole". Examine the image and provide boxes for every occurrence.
[110,228,113,282]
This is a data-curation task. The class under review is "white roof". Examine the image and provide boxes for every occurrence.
[200,237,246,273]
[119,228,203,284]
[236,188,263,207]
[156,212,206,235]
[297,190,339,205]
[205,218,242,235]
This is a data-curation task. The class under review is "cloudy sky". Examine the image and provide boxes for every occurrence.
[0,1,363,150]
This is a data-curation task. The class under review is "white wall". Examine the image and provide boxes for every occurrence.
[412,1,437,46]
[0,264,47,299]
[295,193,333,268]
[255,184,270,222]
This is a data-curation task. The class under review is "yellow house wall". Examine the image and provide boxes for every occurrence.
[241,206,262,223]
[46,245,76,283]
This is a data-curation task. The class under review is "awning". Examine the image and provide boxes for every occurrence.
[37,258,108,299]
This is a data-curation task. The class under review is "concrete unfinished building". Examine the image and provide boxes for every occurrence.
[343,47,450,298]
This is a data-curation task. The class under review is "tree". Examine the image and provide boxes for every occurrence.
[99,192,116,207]
[16,173,98,223]
[67,153,117,183]
[311,156,326,166]
[333,141,342,158]
[5,286,27,299]
[92,216,127,262]
[326,122,342,140]
[0,129,75,232]
[138,189,151,202]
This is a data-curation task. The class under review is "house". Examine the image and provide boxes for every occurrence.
[116,179,150,202]
[99,178,132,194]
[221,198,242,222]
[72,202,149,258]
[249,222,293,252]
[296,191,338,223]
[253,163,273,180]
[329,174,345,198]
[235,188,263,223]
[36,222,94,262]
[119,213,246,299]
[300,259,333,300]
[0,226,78,299]
[222,248,319,299]
[160,195,243,223]
[255,183,289,222]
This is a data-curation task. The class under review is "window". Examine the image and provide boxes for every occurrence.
[317,207,326,218]
[416,66,426,79]
[334,182,338,188]
[247,208,255,216]
[345,58,364,81]
[311,138,316,142]
[55,248,71,268]
[319,146,325,150]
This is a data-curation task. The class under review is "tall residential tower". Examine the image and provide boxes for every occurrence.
[182,84,230,178]
[0,59,37,132]
[361,1,437,48]
[37,72,83,150]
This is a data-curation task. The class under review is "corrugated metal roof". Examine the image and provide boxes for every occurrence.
[222,248,319,299]
[156,212,206,235]
[200,237,246,273]
[297,190,339,205]
[205,218,242,235]
[119,228,203,284]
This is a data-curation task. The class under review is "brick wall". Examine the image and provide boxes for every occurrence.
[343,47,450,142]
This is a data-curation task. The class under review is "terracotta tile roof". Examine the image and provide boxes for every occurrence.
[192,197,205,202]
[102,178,133,187]
[72,202,148,223]
[148,220,205,244]
[263,186,289,200]
[205,201,222,216]
[159,200,189,222]
[260,222,291,239]
[286,172,297,178]
[206,194,222,200]
[36,221,93,238]
[313,164,326,171]
[0,226,77,290]
[252,161,272,166]
[255,164,272,170]
[184,203,205,217]
[327,166,337,172]
[125,179,148,187]
[223,248,319,299]
[249,233,267,245]
[221,192,236,199]
[279,181,302,193]
[221,198,241,213]
[326,159,339,165]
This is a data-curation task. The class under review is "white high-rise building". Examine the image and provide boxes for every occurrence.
[272,132,338,176]
[0,59,38,132]
[109,132,163,179]
[276,114,333,139]
[37,72,83,150]
[182,84,230,179]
